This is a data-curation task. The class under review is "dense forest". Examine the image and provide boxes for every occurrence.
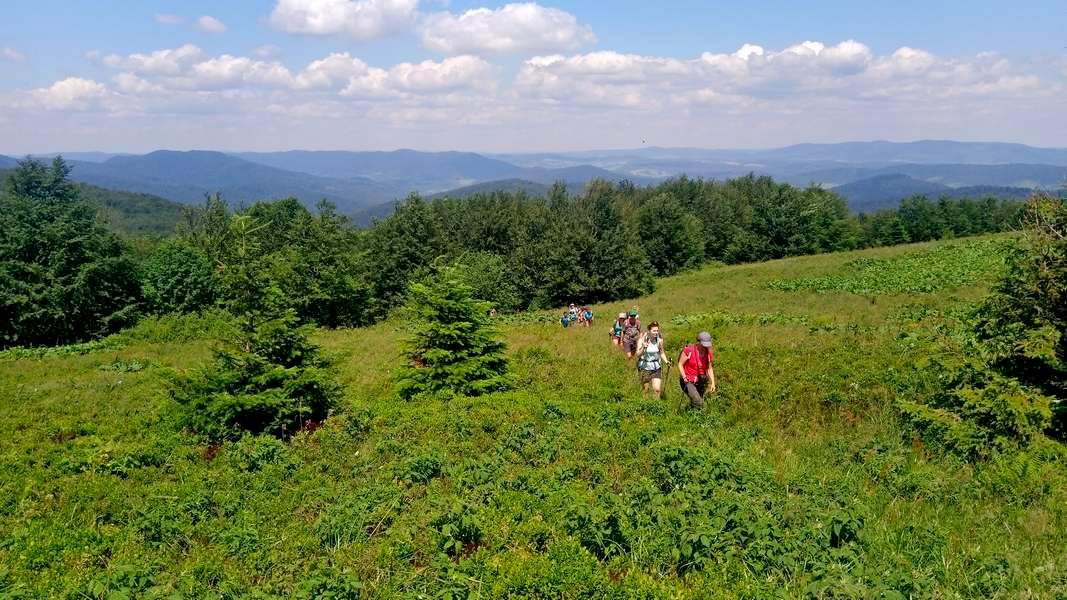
[1,157,1030,349]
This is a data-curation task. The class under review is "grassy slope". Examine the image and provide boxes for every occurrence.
[1,236,1064,598]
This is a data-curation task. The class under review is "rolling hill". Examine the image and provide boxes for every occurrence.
[791,163,1067,190]
[236,149,659,193]
[428,178,550,200]
[0,166,185,236]
[833,173,1035,212]
[235,149,526,193]
[64,151,401,213]
[763,140,1067,165]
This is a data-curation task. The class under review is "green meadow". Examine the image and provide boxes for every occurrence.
[1,235,1063,598]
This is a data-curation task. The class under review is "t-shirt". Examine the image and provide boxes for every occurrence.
[638,336,662,371]
[680,344,713,382]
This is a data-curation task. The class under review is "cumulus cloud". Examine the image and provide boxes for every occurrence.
[516,40,1049,109]
[31,78,108,109]
[101,44,205,75]
[1,47,24,62]
[196,15,228,34]
[88,45,497,102]
[5,38,1063,150]
[155,14,184,25]
[420,3,596,55]
[269,0,418,39]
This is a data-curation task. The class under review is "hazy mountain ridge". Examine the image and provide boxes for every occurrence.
[64,151,400,213]
[833,174,1035,213]
[4,140,1064,218]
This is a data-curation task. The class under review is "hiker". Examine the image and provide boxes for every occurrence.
[636,322,671,398]
[677,331,717,409]
[568,303,579,322]
[560,312,571,328]
[621,310,642,359]
[609,312,626,346]
[582,306,594,328]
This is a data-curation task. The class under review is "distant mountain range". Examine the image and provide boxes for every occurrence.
[834,174,1034,213]
[2,140,1064,216]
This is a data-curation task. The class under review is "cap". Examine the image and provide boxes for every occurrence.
[629,309,638,316]
[618,312,626,319]
[698,331,713,348]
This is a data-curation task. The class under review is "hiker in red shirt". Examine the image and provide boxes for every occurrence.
[677,331,717,409]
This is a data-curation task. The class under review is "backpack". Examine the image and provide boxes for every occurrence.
[623,320,640,340]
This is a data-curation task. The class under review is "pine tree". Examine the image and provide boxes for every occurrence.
[1,157,140,347]
[396,265,509,400]
[171,215,342,440]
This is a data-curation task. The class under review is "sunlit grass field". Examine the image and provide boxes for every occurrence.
[1,234,1064,598]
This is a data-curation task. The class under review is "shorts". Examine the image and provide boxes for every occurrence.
[639,368,662,384]
[679,377,708,409]
[623,338,637,353]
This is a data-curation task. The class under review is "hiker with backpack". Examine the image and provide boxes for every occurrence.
[610,312,626,347]
[621,310,642,359]
[677,331,717,409]
[582,307,594,328]
[636,322,671,398]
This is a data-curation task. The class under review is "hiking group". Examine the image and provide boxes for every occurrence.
[609,308,717,409]
[560,303,716,408]
[560,303,594,328]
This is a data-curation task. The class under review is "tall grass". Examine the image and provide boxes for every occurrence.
[0,234,1063,598]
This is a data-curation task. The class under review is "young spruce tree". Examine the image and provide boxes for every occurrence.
[171,215,342,440]
[396,265,509,400]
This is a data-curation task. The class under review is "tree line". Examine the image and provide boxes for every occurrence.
[0,157,1030,349]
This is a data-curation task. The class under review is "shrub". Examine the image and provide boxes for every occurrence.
[395,265,509,400]
[901,196,1067,457]
[432,503,483,557]
[170,215,343,441]
[295,568,363,600]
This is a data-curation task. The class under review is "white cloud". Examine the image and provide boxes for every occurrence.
[185,55,295,89]
[112,73,165,94]
[269,0,418,39]
[420,2,596,55]
[102,44,205,75]
[155,14,184,25]
[196,15,228,34]
[516,40,1047,109]
[383,55,496,92]
[31,78,108,109]
[1,47,24,62]
[5,38,1062,151]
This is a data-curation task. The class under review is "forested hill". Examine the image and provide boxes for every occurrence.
[0,167,184,237]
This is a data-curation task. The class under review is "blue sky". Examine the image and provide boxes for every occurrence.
[1,0,1065,152]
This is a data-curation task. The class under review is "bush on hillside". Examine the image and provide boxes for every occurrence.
[171,215,342,440]
[0,157,140,348]
[901,195,1067,456]
[395,264,509,400]
[141,239,218,315]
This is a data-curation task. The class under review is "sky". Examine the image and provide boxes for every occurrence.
[1,0,1065,153]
